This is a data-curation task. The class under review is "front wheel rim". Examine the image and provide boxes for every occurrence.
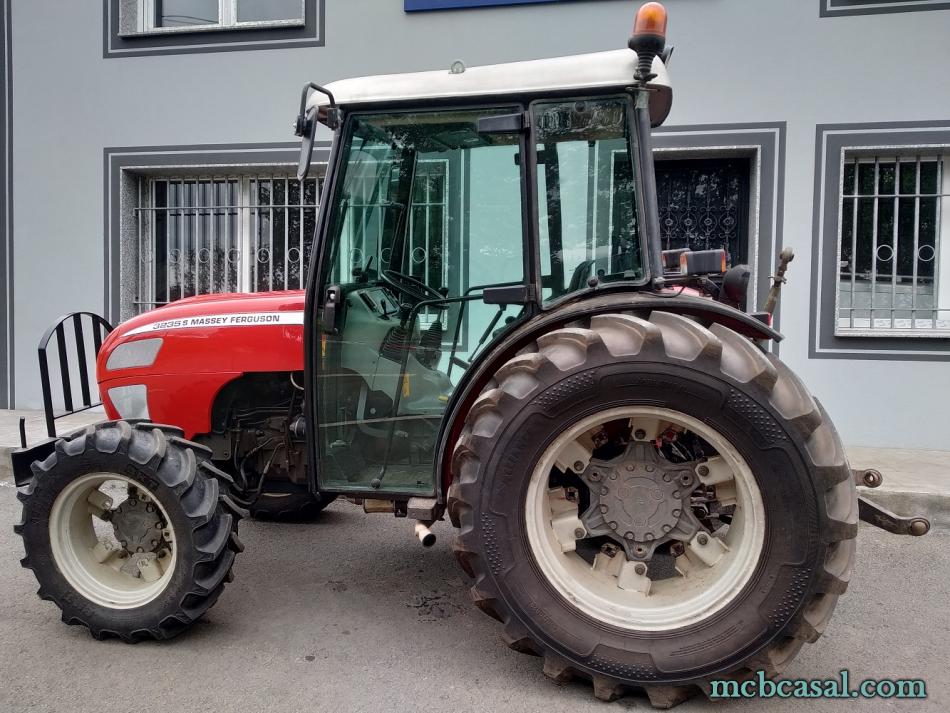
[48,473,177,609]
[525,406,766,632]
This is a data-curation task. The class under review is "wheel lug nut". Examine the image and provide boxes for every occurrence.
[609,521,618,530]
[644,533,654,541]
[601,487,609,495]
[609,472,617,480]
[599,505,608,514]
[672,509,681,517]
[662,524,672,532]
[624,532,634,540]
[645,465,654,473]
[662,473,671,482]
[145,504,154,513]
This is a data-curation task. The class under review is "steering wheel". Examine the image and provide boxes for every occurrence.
[380,269,444,304]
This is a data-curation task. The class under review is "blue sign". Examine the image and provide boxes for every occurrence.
[405,0,575,11]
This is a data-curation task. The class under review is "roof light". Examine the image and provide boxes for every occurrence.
[633,2,667,39]
[629,2,668,85]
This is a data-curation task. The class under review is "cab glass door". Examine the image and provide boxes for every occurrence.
[314,107,526,494]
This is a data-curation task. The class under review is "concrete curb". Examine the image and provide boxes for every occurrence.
[3,443,947,533]
[1,446,13,483]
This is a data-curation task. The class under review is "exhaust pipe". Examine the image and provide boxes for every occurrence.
[414,521,436,547]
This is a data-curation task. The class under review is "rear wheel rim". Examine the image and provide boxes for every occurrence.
[48,473,177,609]
[525,406,766,632]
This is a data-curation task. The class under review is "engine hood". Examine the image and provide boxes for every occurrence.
[96,290,306,436]
[104,290,306,346]
[97,289,306,382]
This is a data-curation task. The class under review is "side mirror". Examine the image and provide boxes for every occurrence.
[294,82,338,181]
[296,107,318,181]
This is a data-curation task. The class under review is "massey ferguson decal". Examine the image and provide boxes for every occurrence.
[125,311,304,336]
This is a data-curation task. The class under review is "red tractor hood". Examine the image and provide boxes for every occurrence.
[96,291,306,438]
[105,290,306,346]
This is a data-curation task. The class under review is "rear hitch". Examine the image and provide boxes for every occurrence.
[852,468,930,536]
[858,497,930,536]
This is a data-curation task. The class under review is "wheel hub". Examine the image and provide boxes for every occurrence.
[111,494,164,554]
[580,442,700,560]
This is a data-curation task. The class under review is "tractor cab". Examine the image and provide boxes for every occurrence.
[297,50,673,497]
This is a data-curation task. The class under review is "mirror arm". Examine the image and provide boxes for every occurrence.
[297,82,337,129]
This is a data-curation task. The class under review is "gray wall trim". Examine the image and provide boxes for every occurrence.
[103,0,324,58]
[820,0,950,17]
[104,141,332,324]
[1,0,11,409]
[654,122,787,343]
[810,121,950,361]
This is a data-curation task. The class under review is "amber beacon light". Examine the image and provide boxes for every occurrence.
[628,2,668,84]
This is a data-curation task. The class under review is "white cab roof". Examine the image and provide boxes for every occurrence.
[308,50,672,125]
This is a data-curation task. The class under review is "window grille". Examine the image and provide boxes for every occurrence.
[837,154,950,335]
[134,174,319,312]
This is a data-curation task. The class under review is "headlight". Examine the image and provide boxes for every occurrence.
[108,385,150,420]
[106,338,163,370]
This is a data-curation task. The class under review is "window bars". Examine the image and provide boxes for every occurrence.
[837,154,950,335]
[134,175,319,311]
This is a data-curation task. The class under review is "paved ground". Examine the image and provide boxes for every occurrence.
[1,483,947,713]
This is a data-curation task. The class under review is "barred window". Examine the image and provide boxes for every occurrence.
[837,153,950,335]
[134,174,319,312]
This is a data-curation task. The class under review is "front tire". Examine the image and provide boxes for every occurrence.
[15,421,243,642]
[448,311,857,706]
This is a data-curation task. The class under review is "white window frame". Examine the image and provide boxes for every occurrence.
[834,150,950,337]
[137,0,306,34]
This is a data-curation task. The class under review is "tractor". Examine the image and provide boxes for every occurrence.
[10,3,929,706]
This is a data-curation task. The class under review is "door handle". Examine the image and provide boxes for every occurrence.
[322,285,343,334]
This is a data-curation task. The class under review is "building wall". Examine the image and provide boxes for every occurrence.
[6,0,950,447]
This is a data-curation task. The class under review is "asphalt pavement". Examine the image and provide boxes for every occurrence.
[0,488,946,713]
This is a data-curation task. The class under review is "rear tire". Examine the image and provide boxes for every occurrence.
[448,311,857,706]
[249,491,337,522]
[15,421,243,642]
